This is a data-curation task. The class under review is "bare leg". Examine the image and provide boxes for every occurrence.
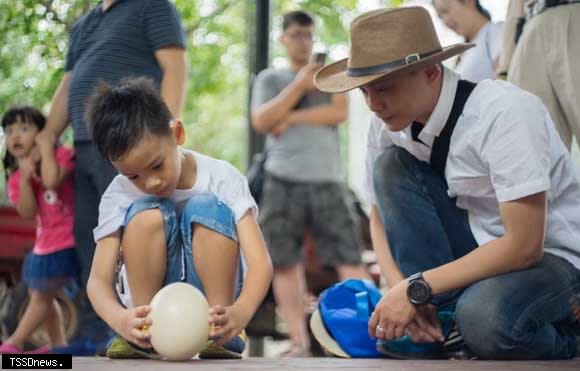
[123,209,167,307]
[4,289,52,348]
[336,264,371,281]
[192,224,238,307]
[272,264,310,354]
[43,298,67,347]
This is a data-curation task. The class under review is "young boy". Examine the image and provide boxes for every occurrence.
[85,77,273,359]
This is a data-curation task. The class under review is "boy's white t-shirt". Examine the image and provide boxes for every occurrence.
[93,149,258,242]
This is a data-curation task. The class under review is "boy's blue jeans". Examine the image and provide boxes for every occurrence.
[373,147,580,360]
[120,194,244,305]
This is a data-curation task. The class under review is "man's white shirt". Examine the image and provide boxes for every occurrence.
[365,68,580,269]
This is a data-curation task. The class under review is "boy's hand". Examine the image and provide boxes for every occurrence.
[116,305,153,349]
[208,304,250,346]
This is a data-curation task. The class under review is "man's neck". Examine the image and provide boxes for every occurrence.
[289,59,307,71]
[416,73,444,125]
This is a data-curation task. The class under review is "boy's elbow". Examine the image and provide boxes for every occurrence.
[265,258,274,283]
[86,274,98,306]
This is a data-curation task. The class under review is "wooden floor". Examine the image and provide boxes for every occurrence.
[70,357,580,371]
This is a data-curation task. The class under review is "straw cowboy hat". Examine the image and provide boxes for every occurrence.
[314,6,474,93]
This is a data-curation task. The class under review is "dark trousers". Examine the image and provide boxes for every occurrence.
[373,146,580,359]
[73,141,118,342]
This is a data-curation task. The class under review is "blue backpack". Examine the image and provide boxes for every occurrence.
[318,279,384,358]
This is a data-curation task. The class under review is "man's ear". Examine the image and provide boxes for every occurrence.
[171,120,186,145]
[425,64,442,82]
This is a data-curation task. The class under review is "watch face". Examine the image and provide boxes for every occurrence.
[408,281,431,304]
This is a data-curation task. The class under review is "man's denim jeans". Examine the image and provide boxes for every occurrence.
[373,146,580,359]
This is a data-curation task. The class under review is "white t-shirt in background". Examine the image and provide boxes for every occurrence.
[93,149,258,242]
[456,21,504,82]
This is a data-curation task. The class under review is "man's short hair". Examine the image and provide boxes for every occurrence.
[85,77,173,161]
[282,10,314,31]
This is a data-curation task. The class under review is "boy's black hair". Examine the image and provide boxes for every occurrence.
[85,77,173,162]
[1,105,46,180]
[282,10,314,31]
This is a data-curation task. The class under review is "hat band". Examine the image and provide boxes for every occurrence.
[346,48,442,77]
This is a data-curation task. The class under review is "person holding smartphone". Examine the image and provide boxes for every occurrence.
[251,10,370,357]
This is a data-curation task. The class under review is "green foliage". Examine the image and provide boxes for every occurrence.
[0,0,398,203]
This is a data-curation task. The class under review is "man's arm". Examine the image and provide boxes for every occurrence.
[251,63,320,134]
[369,192,546,340]
[35,73,71,150]
[156,46,189,118]
[424,191,546,294]
[286,93,348,127]
[370,205,405,288]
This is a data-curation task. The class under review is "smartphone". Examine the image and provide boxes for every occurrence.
[311,52,327,65]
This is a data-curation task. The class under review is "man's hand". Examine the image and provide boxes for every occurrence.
[296,63,323,93]
[115,305,153,349]
[208,304,251,346]
[271,117,292,136]
[404,304,444,343]
[369,279,417,340]
[17,156,38,181]
[35,129,57,153]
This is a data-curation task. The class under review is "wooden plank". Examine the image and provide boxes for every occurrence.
[69,357,580,371]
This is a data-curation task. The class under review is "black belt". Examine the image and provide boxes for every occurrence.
[526,0,580,18]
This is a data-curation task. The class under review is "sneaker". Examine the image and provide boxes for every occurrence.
[26,345,50,354]
[0,343,50,355]
[280,342,311,358]
[376,311,475,360]
[199,331,247,359]
[0,343,23,354]
[105,336,160,360]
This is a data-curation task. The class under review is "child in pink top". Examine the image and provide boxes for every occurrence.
[0,106,79,354]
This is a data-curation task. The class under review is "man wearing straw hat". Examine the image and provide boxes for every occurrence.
[314,6,580,359]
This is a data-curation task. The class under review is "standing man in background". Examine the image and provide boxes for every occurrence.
[35,0,188,354]
[498,0,580,151]
[251,10,369,357]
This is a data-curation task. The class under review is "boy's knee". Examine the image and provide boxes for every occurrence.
[193,223,237,251]
[183,193,237,242]
[126,208,164,233]
[124,197,177,238]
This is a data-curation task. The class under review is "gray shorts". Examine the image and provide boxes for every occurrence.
[259,173,363,267]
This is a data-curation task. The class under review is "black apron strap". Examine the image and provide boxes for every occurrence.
[430,80,477,177]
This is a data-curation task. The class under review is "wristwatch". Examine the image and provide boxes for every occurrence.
[406,272,432,306]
